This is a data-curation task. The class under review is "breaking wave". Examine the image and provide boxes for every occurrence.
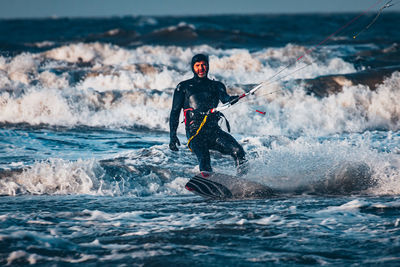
[1,134,399,197]
[1,43,399,136]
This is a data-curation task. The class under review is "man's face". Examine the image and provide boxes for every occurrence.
[193,61,207,78]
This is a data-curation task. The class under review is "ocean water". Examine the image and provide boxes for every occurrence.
[1,12,400,265]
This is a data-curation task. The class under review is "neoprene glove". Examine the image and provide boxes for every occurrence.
[169,135,181,151]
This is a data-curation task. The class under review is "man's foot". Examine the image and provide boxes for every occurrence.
[236,160,249,177]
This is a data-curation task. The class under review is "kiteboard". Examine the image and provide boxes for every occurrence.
[185,172,273,199]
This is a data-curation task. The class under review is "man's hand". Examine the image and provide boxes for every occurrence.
[169,135,181,151]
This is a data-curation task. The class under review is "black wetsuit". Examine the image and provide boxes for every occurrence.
[169,74,247,174]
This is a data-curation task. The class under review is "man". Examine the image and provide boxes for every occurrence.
[169,53,247,175]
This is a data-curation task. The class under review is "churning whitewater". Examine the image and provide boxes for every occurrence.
[1,13,400,265]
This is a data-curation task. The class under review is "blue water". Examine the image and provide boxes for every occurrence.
[2,195,400,265]
[1,12,400,265]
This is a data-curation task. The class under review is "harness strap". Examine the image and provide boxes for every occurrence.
[186,111,231,152]
[182,108,194,125]
[187,114,208,152]
[219,113,230,133]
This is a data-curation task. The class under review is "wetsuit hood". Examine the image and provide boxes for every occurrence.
[191,54,209,79]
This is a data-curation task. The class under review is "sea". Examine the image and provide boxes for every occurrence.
[1,12,400,266]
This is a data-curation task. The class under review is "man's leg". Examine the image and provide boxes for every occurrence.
[189,137,212,172]
[212,129,248,176]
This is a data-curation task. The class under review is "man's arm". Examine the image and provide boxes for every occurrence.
[169,84,184,151]
[217,81,239,104]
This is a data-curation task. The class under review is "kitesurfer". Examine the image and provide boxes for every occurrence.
[169,54,248,175]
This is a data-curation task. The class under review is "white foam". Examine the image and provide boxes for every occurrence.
[29,41,55,48]
[0,86,173,129]
[227,71,400,136]
[155,21,196,33]
[7,250,38,265]
[77,66,179,92]
[0,145,193,196]
[253,214,282,225]
[1,43,395,135]
[44,42,121,64]
[0,159,100,196]
[318,200,368,213]
[0,53,39,86]
[163,177,191,195]
[372,156,400,195]
[3,42,355,92]
[38,71,70,89]
[27,220,54,225]
[243,131,400,195]
[2,43,391,134]
[210,44,356,84]
[81,209,146,221]
[8,53,38,80]
[0,128,398,197]
[3,71,399,134]
[0,87,76,125]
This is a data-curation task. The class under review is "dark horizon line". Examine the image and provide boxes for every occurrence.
[1,10,399,21]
